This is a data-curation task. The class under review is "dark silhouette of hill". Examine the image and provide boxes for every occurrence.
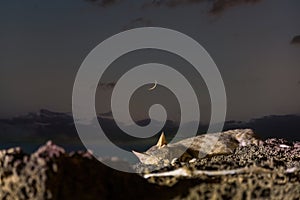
[0,109,299,152]
[247,115,300,140]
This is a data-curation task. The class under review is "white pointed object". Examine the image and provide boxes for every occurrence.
[156,132,167,148]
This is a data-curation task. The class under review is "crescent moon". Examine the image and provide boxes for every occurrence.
[148,80,158,91]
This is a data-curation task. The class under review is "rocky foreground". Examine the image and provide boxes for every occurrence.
[1,138,300,200]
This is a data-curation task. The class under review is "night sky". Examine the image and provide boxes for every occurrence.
[1,0,300,124]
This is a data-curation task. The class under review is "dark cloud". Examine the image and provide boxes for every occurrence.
[291,35,300,45]
[142,0,263,14]
[123,17,153,30]
[85,0,264,14]
[142,0,204,9]
[98,82,116,89]
[209,0,262,14]
[84,0,122,7]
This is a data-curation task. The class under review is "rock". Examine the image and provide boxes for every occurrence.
[1,132,300,200]
[140,138,300,199]
[0,141,183,200]
[133,129,261,166]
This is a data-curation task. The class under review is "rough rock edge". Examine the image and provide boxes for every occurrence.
[0,141,180,200]
[1,138,300,200]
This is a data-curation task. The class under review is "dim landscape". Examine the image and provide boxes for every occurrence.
[1,0,300,199]
[1,128,300,199]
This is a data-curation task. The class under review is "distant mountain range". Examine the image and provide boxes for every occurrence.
[0,109,299,152]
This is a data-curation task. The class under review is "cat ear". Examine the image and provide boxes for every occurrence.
[156,132,167,148]
[132,150,152,163]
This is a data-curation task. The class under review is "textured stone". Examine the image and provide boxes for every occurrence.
[1,131,300,200]
[133,129,261,166]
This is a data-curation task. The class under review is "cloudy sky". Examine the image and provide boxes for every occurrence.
[0,0,300,124]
